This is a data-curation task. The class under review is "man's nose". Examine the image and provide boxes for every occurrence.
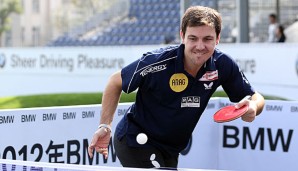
[195,40,205,50]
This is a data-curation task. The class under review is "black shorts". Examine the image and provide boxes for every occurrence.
[113,134,178,169]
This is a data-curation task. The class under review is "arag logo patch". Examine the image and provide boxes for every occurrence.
[0,53,6,68]
[169,73,188,92]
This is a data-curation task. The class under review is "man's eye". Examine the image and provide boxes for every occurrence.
[205,38,214,41]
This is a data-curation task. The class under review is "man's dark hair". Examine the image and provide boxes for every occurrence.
[269,13,277,19]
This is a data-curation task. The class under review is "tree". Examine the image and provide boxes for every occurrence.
[0,0,22,46]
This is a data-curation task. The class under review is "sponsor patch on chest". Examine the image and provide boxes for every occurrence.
[199,70,218,81]
[181,96,200,108]
[140,64,167,76]
[169,73,188,92]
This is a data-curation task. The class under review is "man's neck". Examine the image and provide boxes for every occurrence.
[184,58,204,78]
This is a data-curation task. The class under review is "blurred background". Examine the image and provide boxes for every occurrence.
[0,0,298,105]
[1,2,298,170]
[1,0,298,47]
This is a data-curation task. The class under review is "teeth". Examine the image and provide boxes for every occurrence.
[194,52,204,55]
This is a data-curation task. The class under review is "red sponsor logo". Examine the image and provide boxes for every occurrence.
[199,70,218,81]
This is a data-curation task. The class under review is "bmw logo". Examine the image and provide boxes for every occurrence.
[0,54,6,68]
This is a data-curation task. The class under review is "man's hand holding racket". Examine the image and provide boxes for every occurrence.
[214,95,258,123]
[235,95,257,122]
[88,124,111,159]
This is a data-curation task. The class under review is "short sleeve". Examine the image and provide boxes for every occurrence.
[121,52,158,93]
[121,59,144,93]
[121,45,179,94]
[218,55,255,102]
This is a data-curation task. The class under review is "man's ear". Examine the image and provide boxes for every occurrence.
[216,33,221,45]
[180,30,185,43]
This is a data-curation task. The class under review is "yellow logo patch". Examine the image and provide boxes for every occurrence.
[169,73,188,92]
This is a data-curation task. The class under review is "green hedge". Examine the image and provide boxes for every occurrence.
[0,91,287,109]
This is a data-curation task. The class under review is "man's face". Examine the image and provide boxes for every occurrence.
[269,16,276,24]
[180,25,220,67]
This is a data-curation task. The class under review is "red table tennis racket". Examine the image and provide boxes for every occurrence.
[213,104,249,123]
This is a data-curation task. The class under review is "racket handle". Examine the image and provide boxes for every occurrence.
[235,95,251,109]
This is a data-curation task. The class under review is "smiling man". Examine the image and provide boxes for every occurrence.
[88,6,265,169]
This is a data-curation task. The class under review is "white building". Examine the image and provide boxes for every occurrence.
[0,0,117,47]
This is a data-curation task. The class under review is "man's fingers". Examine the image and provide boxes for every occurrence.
[235,95,251,109]
[88,133,100,158]
[95,147,108,153]
[88,146,109,159]
[103,151,108,159]
[88,145,94,158]
[95,147,109,159]
[88,128,110,159]
[241,113,255,122]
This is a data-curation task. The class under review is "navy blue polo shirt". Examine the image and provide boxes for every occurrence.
[115,44,254,156]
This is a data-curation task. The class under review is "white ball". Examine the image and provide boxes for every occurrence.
[136,133,148,145]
